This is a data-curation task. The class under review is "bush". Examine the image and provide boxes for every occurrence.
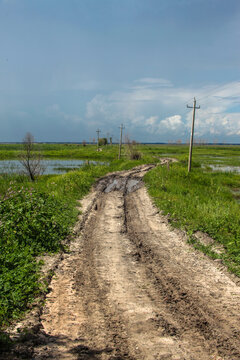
[129,150,142,160]
[0,185,75,325]
[98,138,108,146]
[0,187,72,253]
[125,137,142,160]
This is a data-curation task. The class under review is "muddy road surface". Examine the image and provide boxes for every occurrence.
[10,164,240,359]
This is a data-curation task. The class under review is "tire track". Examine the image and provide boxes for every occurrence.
[8,164,240,360]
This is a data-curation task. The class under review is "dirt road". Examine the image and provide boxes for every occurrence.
[10,164,240,359]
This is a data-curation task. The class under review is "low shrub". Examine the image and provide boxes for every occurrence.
[0,186,75,325]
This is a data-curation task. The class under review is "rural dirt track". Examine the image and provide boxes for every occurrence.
[8,164,240,359]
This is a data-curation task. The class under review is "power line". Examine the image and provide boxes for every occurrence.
[197,81,240,103]
[182,88,240,120]
[183,81,240,107]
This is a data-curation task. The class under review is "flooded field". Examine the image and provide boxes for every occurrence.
[205,164,240,173]
[0,159,103,175]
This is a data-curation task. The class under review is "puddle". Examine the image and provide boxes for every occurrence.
[104,179,124,193]
[126,179,140,193]
[203,164,240,173]
[199,155,227,158]
[160,153,178,156]
[0,159,106,175]
[104,177,142,194]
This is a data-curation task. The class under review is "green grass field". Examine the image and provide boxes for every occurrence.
[0,142,240,333]
[144,161,240,274]
[1,142,240,162]
[0,143,119,160]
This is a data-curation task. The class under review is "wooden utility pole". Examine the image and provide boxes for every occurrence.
[96,129,101,151]
[187,98,200,172]
[118,124,125,159]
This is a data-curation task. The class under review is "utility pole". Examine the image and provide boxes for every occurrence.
[118,124,125,159]
[96,129,101,151]
[110,135,113,146]
[187,97,200,172]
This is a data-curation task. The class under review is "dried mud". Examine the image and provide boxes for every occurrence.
[4,163,240,360]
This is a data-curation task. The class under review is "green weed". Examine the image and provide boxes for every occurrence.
[144,162,240,276]
[0,159,145,328]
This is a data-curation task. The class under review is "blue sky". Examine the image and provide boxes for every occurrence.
[0,0,240,143]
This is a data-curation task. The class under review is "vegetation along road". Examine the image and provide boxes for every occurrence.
[4,162,239,360]
[1,144,240,359]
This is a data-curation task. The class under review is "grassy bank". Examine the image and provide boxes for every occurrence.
[0,158,146,330]
[144,161,240,276]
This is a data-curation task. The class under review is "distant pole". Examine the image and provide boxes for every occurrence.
[118,124,125,159]
[96,129,101,151]
[187,98,200,172]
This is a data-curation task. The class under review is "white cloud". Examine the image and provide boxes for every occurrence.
[146,116,158,126]
[144,114,185,137]
[86,95,120,122]
[160,115,183,131]
[194,110,240,138]
[188,81,240,140]
[85,78,240,141]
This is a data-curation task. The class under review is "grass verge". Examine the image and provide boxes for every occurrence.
[0,159,144,334]
[144,161,240,276]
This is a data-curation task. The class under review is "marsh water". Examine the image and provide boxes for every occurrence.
[0,159,104,175]
[205,164,240,173]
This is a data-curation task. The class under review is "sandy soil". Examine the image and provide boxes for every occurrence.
[5,164,240,359]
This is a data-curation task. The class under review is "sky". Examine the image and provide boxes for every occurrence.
[0,0,240,143]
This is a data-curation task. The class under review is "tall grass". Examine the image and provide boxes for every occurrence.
[144,162,240,275]
[0,159,147,329]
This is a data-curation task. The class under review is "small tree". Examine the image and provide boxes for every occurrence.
[99,137,108,146]
[125,135,142,160]
[19,132,45,181]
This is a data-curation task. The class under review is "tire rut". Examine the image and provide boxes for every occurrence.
[124,188,240,360]
[8,163,240,360]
